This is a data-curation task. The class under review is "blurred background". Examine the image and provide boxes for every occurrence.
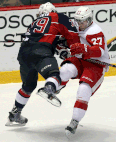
[0,0,108,7]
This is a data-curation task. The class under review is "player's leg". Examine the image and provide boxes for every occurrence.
[38,62,78,107]
[6,61,38,126]
[56,57,82,93]
[43,62,77,94]
[57,62,78,91]
[36,55,82,107]
[36,56,62,107]
[38,58,80,106]
[65,62,105,137]
[42,57,81,95]
[65,82,92,137]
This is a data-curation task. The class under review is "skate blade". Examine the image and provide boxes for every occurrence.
[5,119,26,127]
[36,90,61,107]
[65,130,74,139]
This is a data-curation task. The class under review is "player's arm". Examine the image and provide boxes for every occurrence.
[21,24,31,39]
[55,36,70,60]
[70,32,105,59]
[57,13,80,47]
[21,18,38,38]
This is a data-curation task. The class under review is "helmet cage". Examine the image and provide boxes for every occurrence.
[74,16,93,27]
[74,6,93,29]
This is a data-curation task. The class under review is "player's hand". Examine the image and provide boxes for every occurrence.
[70,43,88,56]
[60,50,70,60]
[55,44,67,55]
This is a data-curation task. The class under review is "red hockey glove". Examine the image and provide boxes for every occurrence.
[70,43,102,59]
[70,43,88,55]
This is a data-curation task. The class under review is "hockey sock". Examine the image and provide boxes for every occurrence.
[72,83,92,121]
[45,76,60,91]
[13,88,31,110]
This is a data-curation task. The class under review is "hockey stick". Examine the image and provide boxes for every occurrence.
[1,40,115,68]
[0,40,22,42]
[0,34,63,43]
[67,50,116,68]
[84,59,116,68]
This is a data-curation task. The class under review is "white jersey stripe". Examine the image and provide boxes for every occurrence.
[51,22,59,24]
[16,92,29,105]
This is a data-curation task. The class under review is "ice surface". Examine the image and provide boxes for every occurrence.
[0,76,116,142]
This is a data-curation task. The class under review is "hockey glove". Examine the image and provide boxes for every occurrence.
[70,43,102,59]
[57,35,69,48]
[56,44,71,60]
[59,49,70,60]
[70,43,88,55]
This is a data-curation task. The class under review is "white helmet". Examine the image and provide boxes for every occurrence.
[37,2,57,17]
[74,6,93,29]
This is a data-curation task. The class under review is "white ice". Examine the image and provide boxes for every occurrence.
[0,76,116,142]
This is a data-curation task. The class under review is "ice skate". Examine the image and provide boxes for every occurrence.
[65,119,79,139]
[36,85,61,107]
[55,85,66,95]
[5,107,28,127]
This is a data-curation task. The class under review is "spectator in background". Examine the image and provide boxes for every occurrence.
[62,0,95,2]
[63,0,75,2]
[0,0,97,7]
[30,0,51,5]
[0,0,47,6]
[0,0,23,6]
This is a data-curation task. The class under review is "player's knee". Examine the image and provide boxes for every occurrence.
[60,63,78,81]
[22,81,37,93]
[38,57,59,79]
[77,82,92,102]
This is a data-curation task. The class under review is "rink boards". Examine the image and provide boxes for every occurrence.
[0,66,116,84]
[0,1,116,84]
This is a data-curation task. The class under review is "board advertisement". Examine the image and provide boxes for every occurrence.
[0,3,116,71]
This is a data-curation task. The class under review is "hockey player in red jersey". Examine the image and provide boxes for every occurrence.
[37,6,110,138]
[5,2,79,126]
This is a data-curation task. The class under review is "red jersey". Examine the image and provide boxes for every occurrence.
[26,12,80,47]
